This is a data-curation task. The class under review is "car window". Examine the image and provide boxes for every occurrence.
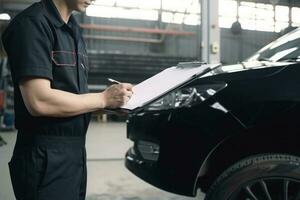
[247,28,300,62]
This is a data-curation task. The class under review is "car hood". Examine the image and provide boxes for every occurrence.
[201,61,294,78]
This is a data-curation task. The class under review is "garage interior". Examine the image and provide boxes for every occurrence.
[0,0,300,199]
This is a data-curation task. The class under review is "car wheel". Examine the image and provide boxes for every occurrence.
[205,154,300,200]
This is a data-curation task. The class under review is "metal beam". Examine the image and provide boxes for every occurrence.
[80,24,196,36]
[201,0,220,64]
[83,35,164,44]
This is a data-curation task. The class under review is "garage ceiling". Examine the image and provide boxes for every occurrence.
[1,0,300,10]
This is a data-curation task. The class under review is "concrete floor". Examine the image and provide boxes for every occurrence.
[0,122,205,200]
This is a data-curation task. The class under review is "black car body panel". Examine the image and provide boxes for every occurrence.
[125,28,300,196]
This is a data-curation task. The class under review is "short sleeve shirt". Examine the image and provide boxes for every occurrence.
[2,0,91,136]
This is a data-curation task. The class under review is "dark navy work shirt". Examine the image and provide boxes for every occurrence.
[2,0,91,136]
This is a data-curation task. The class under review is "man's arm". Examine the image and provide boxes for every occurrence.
[20,78,133,118]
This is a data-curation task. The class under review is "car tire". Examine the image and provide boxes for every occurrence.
[205,154,300,200]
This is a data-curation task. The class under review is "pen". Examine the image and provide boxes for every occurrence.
[108,78,121,84]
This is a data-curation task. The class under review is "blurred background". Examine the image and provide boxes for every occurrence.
[0,0,299,199]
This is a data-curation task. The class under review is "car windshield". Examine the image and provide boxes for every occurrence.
[247,28,300,62]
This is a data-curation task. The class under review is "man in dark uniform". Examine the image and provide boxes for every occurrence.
[2,0,133,199]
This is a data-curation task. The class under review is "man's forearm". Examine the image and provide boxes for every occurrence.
[33,89,105,117]
[20,78,107,117]
[20,78,132,118]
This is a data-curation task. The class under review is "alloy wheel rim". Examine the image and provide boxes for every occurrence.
[228,177,300,200]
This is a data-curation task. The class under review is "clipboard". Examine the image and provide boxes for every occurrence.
[107,62,221,114]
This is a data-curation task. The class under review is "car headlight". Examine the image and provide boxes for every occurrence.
[145,82,227,111]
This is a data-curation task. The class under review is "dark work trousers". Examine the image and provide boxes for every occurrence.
[8,133,87,200]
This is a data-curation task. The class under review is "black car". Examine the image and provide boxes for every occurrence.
[125,27,300,200]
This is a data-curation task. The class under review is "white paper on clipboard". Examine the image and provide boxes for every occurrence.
[121,63,220,111]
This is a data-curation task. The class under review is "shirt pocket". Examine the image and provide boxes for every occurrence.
[51,51,78,92]
[51,51,76,67]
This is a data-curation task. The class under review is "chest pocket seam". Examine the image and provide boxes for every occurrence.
[51,51,77,67]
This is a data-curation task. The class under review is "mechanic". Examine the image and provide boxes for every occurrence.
[2,0,133,199]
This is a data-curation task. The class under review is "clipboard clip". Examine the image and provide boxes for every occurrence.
[177,61,206,68]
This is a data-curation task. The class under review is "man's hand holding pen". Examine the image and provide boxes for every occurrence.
[102,78,134,109]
